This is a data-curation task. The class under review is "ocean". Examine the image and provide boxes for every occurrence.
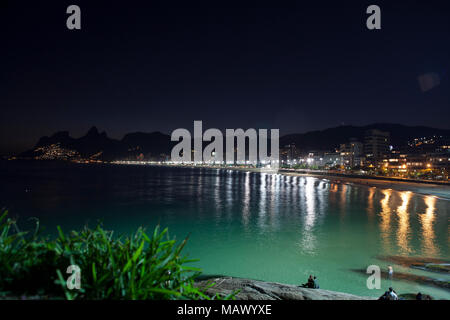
[1,161,449,299]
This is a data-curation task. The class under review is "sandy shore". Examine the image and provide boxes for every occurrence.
[187,165,450,200]
[129,163,450,201]
[280,171,450,200]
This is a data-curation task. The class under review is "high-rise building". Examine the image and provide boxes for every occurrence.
[280,143,298,163]
[323,152,342,168]
[340,138,363,168]
[364,129,390,165]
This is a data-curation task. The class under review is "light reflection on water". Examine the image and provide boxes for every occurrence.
[367,187,376,222]
[396,191,412,254]
[299,177,317,254]
[379,189,392,251]
[419,196,437,255]
[0,163,449,298]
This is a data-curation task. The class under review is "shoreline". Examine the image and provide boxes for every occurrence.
[7,159,450,199]
[280,171,450,201]
[137,163,450,200]
[215,166,450,200]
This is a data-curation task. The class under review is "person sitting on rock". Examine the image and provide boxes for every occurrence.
[313,276,320,289]
[388,287,398,300]
[378,291,390,300]
[300,275,314,288]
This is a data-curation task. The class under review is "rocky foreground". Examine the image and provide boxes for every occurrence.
[195,277,375,300]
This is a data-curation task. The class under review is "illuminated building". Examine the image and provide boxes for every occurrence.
[364,129,390,165]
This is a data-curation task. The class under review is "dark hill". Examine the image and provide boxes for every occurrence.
[280,123,450,152]
[121,131,175,156]
[20,123,450,160]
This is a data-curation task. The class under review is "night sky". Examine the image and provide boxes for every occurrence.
[1,0,449,154]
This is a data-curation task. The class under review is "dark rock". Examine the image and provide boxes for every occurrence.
[378,255,449,267]
[398,293,434,300]
[195,277,375,300]
[378,255,450,275]
[351,268,450,290]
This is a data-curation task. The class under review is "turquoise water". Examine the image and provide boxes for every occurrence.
[1,162,449,299]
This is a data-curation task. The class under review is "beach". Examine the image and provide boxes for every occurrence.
[279,171,450,201]
[141,163,450,201]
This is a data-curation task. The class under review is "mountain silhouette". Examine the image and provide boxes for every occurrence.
[22,127,130,160]
[20,123,450,160]
[122,132,176,156]
[280,124,450,151]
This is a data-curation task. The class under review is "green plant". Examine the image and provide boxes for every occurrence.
[0,211,62,297]
[0,210,234,300]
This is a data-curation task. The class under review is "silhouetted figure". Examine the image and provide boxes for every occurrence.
[378,291,390,300]
[300,275,320,289]
[379,288,399,300]
[388,265,394,279]
[313,276,319,289]
[416,292,423,300]
[388,287,398,300]
[300,275,314,288]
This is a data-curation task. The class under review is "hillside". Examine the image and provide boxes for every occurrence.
[19,124,450,160]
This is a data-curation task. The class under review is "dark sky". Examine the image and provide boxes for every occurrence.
[1,0,449,154]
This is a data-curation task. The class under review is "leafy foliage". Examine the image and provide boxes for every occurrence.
[0,210,231,300]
